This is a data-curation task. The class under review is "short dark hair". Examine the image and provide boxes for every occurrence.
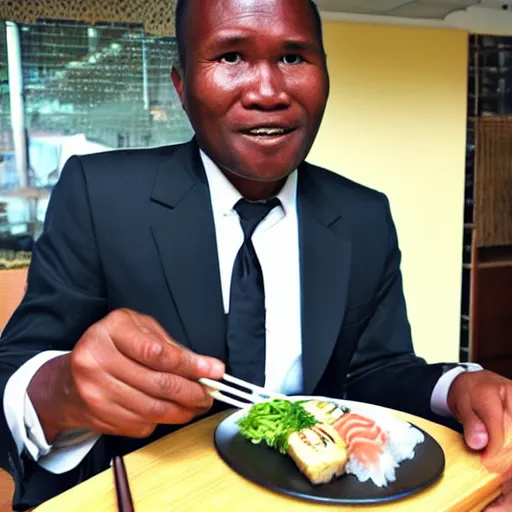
[175,0,324,69]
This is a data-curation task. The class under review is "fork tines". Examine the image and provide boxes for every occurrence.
[199,373,287,409]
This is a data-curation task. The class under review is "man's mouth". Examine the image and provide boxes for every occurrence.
[241,126,296,137]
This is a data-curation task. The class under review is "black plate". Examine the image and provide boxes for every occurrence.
[214,405,445,505]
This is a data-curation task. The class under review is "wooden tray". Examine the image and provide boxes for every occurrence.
[33,408,503,512]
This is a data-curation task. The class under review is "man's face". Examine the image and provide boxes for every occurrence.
[172,0,330,183]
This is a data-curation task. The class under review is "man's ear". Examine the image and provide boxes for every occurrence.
[171,66,185,110]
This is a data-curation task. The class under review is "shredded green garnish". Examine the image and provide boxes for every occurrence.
[237,399,319,454]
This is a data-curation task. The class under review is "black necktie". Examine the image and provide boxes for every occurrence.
[226,197,281,386]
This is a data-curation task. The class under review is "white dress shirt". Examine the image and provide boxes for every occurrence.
[3,149,475,474]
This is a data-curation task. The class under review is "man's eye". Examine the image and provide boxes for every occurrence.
[220,52,242,64]
[282,54,303,65]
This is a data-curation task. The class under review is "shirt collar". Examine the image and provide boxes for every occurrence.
[199,149,297,217]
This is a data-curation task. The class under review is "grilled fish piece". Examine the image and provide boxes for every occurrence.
[287,424,348,484]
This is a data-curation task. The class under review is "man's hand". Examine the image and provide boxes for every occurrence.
[28,309,225,443]
[447,370,512,511]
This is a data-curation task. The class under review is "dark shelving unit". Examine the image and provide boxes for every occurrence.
[461,35,512,377]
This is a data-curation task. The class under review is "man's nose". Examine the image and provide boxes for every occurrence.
[241,64,291,111]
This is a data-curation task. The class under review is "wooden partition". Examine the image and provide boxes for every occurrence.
[0,267,28,332]
[474,117,512,248]
[0,469,13,512]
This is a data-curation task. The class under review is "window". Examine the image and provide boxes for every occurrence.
[0,23,15,196]
[0,21,193,243]
[468,35,512,117]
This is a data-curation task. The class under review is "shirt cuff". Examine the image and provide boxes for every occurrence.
[430,363,484,417]
[4,351,69,456]
[36,429,101,474]
[4,350,101,474]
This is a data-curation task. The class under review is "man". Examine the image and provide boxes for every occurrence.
[1,0,511,509]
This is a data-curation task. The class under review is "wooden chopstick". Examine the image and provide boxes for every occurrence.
[113,456,135,512]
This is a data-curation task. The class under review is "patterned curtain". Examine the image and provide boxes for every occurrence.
[0,0,179,36]
[474,117,512,247]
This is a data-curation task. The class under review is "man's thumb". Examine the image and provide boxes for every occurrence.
[464,415,489,451]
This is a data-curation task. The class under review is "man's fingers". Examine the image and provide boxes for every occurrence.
[471,388,505,457]
[98,375,204,426]
[448,371,512,461]
[450,374,507,455]
[136,313,181,348]
[70,309,223,437]
[79,395,158,438]
[106,309,225,379]
[453,394,490,451]
[107,354,214,409]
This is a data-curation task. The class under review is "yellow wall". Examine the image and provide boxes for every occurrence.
[309,22,468,363]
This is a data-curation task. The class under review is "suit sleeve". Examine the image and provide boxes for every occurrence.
[344,195,461,431]
[0,156,112,510]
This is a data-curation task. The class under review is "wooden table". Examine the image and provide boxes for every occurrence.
[33,409,503,512]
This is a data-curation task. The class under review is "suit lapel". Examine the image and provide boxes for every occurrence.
[298,165,352,394]
[149,140,226,361]
[148,145,351,383]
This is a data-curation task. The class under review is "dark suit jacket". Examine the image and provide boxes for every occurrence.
[0,138,458,509]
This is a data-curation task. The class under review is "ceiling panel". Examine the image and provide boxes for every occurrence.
[387,2,472,18]
[316,0,482,18]
[421,0,479,5]
[315,0,417,14]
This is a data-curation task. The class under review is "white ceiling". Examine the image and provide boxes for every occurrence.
[316,0,497,19]
[315,0,512,34]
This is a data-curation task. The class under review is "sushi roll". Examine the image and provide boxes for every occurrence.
[287,424,348,484]
[301,399,350,425]
[331,411,425,487]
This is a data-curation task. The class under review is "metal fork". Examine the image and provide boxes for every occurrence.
[199,374,287,408]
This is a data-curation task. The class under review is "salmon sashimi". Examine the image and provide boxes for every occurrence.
[350,426,388,446]
[345,424,384,444]
[333,414,375,440]
[334,413,374,430]
[350,438,383,467]
[332,413,389,470]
